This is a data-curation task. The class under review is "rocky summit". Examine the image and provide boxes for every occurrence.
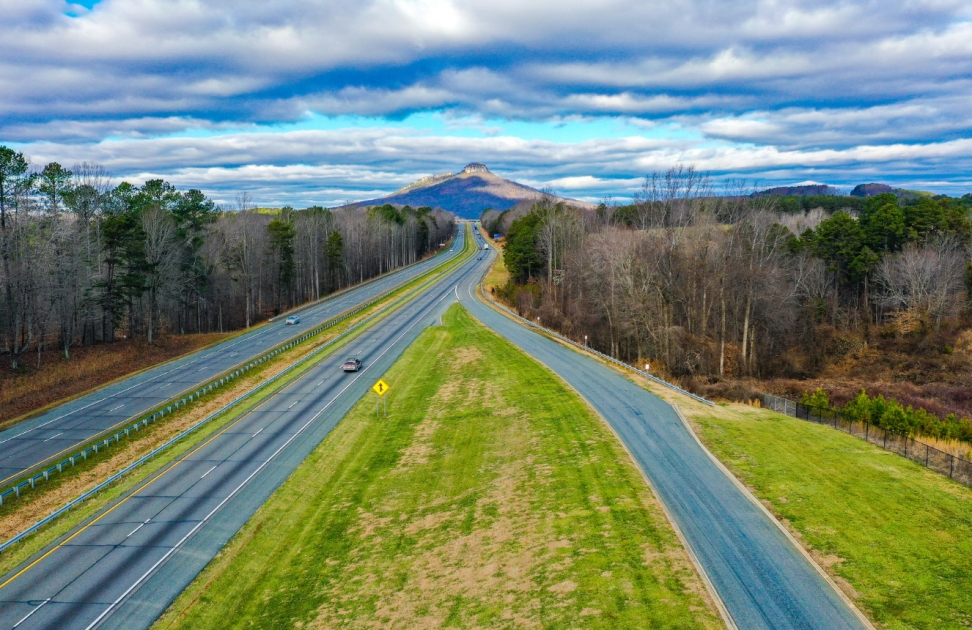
[347,163,594,218]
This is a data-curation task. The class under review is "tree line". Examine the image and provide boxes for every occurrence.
[484,166,972,381]
[0,146,454,369]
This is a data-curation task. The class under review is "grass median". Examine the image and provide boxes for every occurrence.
[665,396,972,630]
[154,304,721,630]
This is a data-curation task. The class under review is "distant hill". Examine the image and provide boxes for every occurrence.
[850,183,895,197]
[345,163,595,218]
[753,184,841,197]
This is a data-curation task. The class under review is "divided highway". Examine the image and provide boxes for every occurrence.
[0,227,480,630]
[0,226,870,629]
[457,241,868,630]
[0,228,464,489]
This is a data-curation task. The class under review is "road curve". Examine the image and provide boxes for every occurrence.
[0,228,479,630]
[0,228,464,489]
[457,244,867,630]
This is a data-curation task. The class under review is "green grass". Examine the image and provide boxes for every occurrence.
[154,305,721,630]
[687,403,972,629]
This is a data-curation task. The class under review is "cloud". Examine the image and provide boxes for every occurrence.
[16,123,972,207]
[0,0,970,202]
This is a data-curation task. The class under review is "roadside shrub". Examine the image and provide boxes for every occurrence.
[801,388,832,409]
[820,388,972,444]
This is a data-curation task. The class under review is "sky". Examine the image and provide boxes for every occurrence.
[2,0,971,208]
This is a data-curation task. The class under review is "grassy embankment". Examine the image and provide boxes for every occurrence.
[155,305,722,630]
[644,387,972,630]
[0,234,473,577]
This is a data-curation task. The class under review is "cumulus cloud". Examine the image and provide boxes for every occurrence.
[1,0,970,202]
[17,124,972,207]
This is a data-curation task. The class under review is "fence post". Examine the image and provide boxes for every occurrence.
[865,423,869,442]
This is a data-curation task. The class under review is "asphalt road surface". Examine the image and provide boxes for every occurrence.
[457,246,867,630]
[0,228,465,488]
[0,231,480,630]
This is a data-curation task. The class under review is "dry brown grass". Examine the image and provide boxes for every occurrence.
[0,334,227,429]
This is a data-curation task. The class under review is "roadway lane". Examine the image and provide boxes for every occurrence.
[457,248,868,630]
[0,227,465,488]
[0,232,479,630]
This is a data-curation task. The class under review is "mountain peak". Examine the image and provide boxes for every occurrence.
[347,164,594,218]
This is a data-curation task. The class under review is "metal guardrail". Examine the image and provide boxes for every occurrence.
[763,393,972,487]
[0,233,466,507]
[0,255,471,554]
[477,277,714,406]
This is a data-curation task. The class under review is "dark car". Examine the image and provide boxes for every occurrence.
[342,357,362,372]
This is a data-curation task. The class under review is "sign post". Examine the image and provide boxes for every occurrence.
[372,379,390,416]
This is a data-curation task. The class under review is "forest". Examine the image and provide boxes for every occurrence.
[483,167,972,427]
[0,146,454,370]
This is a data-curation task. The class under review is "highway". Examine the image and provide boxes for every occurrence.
[0,226,870,629]
[0,228,464,489]
[456,239,868,630]
[0,227,480,630]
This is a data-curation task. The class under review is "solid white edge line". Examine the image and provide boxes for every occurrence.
[84,261,464,630]
[671,404,875,630]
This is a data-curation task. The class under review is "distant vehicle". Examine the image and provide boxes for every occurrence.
[342,357,362,372]
[483,244,489,249]
[285,315,300,325]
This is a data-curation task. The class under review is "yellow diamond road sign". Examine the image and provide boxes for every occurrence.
[372,379,390,396]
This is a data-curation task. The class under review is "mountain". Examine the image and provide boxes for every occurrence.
[753,184,841,197]
[346,163,595,218]
[849,183,896,197]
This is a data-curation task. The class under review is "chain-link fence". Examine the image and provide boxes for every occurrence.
[763,394,972,487]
